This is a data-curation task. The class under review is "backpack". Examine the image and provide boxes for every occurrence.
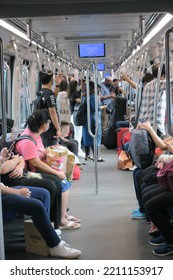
[103,123,117,149]
[73,99,87,126]
[31,90,45,113]
[129,129,155,169]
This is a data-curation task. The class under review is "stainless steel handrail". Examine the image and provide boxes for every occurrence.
[153,41,165,132]
[86,63,99,194]
[0,37,5,260]
[165,27,173,137]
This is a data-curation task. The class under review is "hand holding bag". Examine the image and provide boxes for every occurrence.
[157,160,173,191]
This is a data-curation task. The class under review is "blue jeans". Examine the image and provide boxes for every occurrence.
[2,186,60,248]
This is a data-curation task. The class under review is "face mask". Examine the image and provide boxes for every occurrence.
[44,123,50,132]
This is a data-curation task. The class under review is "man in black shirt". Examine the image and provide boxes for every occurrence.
[39,71,61,147]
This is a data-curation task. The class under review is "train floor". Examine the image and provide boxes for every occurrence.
[4,145,173,260]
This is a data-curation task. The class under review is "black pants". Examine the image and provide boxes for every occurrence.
[60,139,78,156]
[1,173,61,229]
[145,191,173,244]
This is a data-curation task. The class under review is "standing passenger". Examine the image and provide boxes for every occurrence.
[38,70,61,147]
[68,80,85,158]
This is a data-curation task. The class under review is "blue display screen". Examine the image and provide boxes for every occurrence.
[92,63,105,71]
[78,43,106,58]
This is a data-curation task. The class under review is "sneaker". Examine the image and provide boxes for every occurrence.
[132,208,140,214]
[50,241,81,259]
[55,229,61,236]
[149,235,165,246]
[61,240,70,247]
[131,210,146,219]
[153,243,173,256]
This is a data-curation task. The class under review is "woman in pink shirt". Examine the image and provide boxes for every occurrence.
[16,109,81,230]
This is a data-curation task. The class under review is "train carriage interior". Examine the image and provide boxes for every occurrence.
[1,0,173,260]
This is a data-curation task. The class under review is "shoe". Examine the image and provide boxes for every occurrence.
[149,235,165,246]
[66,215,81,223]
[97,157,105,162]
[59,221,81,230]
[61,240,70,247]
[55,229,61,236]
[132,208,139,214]
[85,155,94,161]
[153,243,173,256]
[131,210,146,219]
[50,241,81,259]
[78,150,85,158]
[148,224,159,235]
[129,165,137,171]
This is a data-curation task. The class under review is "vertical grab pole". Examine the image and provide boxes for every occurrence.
[86,63,99,194]
[165,27,173,137]
[0,37,5,260]
[153,41,165,132]
[134,49,148,125]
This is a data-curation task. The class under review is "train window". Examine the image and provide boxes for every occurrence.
[20,69,30,128]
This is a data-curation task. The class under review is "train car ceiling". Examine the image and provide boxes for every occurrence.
[0,1,173,73]
[0,1,172,18]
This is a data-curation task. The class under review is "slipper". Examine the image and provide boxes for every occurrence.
[66,215,81,223]
[59,221,81,230]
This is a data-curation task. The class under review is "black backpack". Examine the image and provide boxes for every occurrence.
[129,129,155,169]
[31,90,45,113]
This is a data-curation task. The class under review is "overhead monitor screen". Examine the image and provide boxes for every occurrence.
[78,43,106,58]
[97,63,105,71]
[92,63,105,71]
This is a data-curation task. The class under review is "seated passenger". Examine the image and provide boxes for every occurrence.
[0,153,81,259]
[145,189,173,257]
[131,121,173,220]
[15,109,81,229]
[0,146,61,230]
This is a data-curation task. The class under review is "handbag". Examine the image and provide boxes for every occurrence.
[117,150,133,170]
[141,165,159,185]
[157,160,173,191]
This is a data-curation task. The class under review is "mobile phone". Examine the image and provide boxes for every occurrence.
[5,141,15,157]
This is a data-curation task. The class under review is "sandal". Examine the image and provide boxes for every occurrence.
[59,221,81,230]
[66,215,81,223]
[85,155,94,161]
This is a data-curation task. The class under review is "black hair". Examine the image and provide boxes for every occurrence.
[59,79,68,92]
[113,79,118,82]
[27,109,50,133]
[39,70,53,85]
[142,73,154,84]
[68,80,78,97]
[89,81,94,95]
[151,63,165,78]
[0,118,14,134]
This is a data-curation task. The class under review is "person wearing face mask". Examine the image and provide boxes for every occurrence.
[15,109,81,230]
[37,70,62,148]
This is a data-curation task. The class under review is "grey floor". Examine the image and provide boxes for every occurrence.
[4,146,173,260]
